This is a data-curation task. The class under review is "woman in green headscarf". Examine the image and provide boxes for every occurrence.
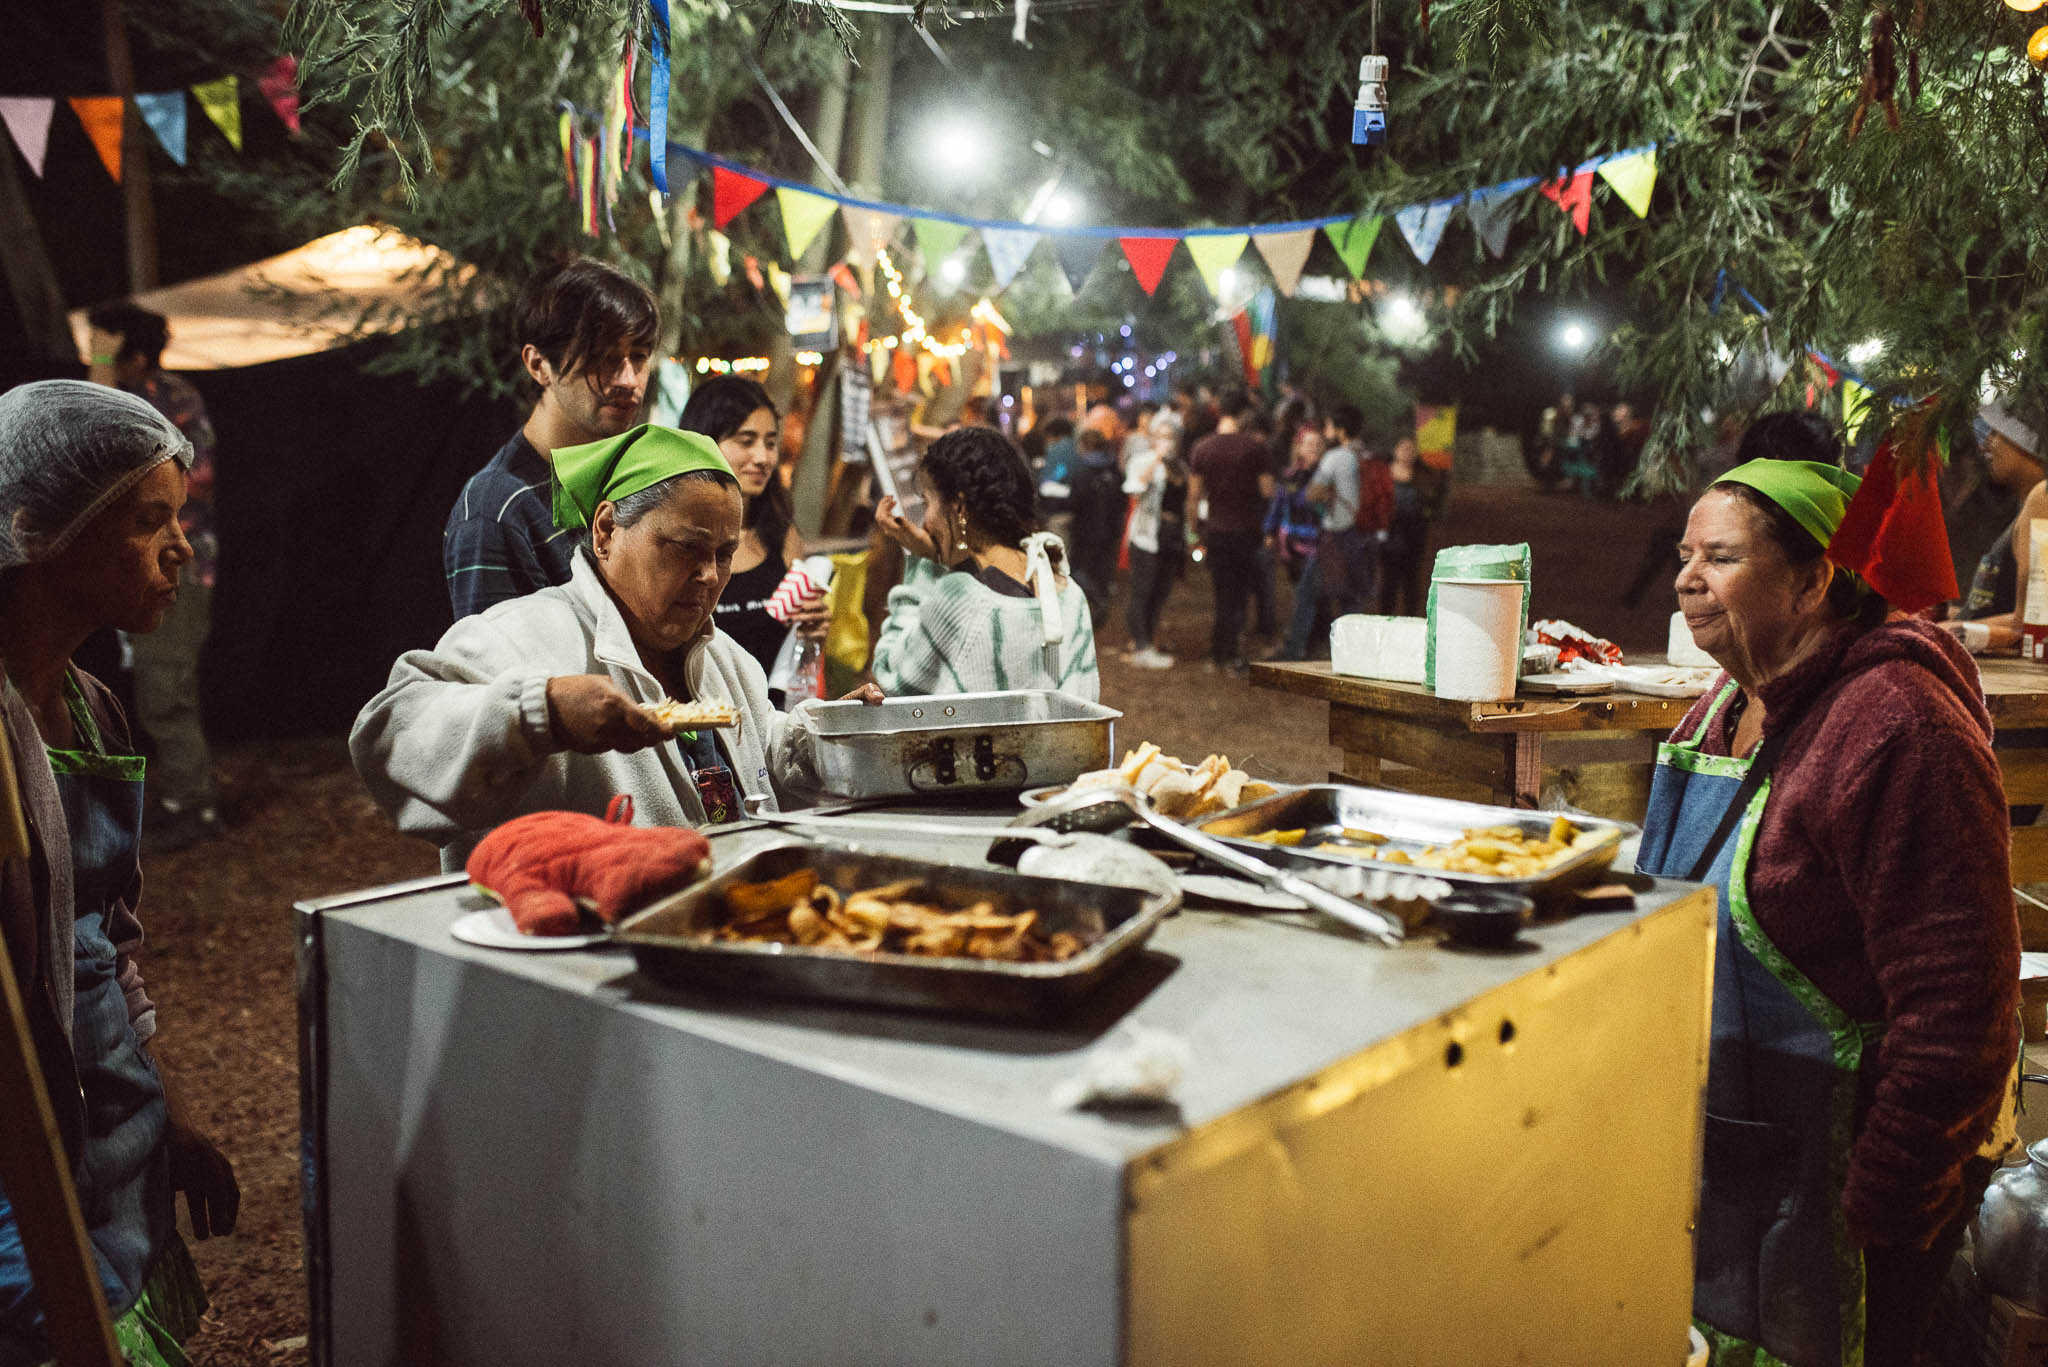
[353,425,875,869]
[1635,451,2018,1367]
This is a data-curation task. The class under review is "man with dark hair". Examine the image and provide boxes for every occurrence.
[87,302,223,851]
[443,257,658,619]
[1187,388,1275,674]
[1277,401,1389,660]
[1732,409,1842,468]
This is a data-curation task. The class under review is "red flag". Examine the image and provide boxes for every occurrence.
[1119,236,1178,296]
[1539,169,1594,235]
[713,166,769,230]
[1229,310,1257,388]
[892,349,918,393]
[258,56,301,135]
[828,261,861,298]
[1826,439,1959,613]
[1806,350,1839,388]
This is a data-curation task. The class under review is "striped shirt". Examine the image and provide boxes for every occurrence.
[443,431,581,620]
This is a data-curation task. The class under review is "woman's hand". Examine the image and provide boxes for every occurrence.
[165,1119,240,1238]
[875,496,940,562]
[838,682,885,705]
[546,675,672,753]
[790,588,831,639]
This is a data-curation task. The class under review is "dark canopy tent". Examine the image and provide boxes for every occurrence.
[190,337,514,741]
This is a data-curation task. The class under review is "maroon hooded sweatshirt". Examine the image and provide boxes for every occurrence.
[1678,617,2019,1250]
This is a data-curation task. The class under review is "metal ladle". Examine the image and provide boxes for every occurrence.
[1013,784,1406,946]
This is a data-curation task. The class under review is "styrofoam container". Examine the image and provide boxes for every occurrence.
[1667,610,1716,668]
[1432,578,1525,702]
[1330,614,1427,684]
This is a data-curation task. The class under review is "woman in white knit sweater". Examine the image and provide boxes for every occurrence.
[871,426,1100,701]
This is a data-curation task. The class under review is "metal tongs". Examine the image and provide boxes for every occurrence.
[1010,783,1406,947]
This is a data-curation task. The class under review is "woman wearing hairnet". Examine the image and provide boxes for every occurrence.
[0,381,238,1365]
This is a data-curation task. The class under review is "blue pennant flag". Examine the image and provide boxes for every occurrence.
[1462,178,1536,259]
[1394,199,1458,266]
[981,227,1040,290]
[134,91,186,166]
[648,0,671,195]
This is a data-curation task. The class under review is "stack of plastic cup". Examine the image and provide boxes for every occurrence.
[1432,578,1527,701]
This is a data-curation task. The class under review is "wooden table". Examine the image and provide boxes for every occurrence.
[1250,660,1698,821]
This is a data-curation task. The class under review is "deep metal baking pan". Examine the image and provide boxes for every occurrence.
[1195,784,1626,902]
[805,689,1119,799]
[617,840,1175,1020]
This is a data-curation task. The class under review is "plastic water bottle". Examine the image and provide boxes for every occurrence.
[783,634,826,705]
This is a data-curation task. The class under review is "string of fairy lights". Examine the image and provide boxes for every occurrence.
[691,244,1011,377]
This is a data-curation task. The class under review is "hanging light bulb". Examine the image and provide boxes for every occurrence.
[2032,23,2048,67]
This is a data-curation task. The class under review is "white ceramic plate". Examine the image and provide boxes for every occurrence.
[1520,672,1614,696]
[450,905,613,952]
[1604,664,1721,698]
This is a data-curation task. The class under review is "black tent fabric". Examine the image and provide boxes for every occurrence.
[189,337,517,742]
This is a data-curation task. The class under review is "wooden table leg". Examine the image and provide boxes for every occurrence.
[1508,733,1545,808]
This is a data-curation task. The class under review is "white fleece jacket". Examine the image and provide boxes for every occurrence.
[351,550,800,869]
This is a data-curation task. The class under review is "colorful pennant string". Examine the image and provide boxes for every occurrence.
[191,76,240,151]
[1326,214,1383,279]
[913,218,973,278]
[1394,200,1457,265]
[1053,235,1103,295]
[713,165,769,230]
[1252,228,1315,297]
[1184,232,1249,299]
[775,185,839,260]
[67,97,123,182]
[1540,168,1595,235]
[258,56,300,136]
[981,227,1040,290]
[1595,148,1657,218]
[134,92,187,166]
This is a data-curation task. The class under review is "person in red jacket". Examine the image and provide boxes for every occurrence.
[1637,456,2018,1367]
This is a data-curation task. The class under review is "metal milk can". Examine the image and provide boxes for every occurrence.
[1976,1137,2048,1315]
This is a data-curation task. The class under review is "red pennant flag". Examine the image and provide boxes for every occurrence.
[1827,438,1959,613]
[68,97,123,181]
[258,55,301,135]
[1119,236,1178,296]
[1230,310,1257,388]
[713,166,769,230]
[1539,169,1594,235]
[1807,350,1840,388]
[828,261,861,298]
[892,349,918,393]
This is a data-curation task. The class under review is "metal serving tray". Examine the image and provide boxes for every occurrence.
[1196,784,1626,902]
[806,690,1118,799]
[617,840,1174,1020]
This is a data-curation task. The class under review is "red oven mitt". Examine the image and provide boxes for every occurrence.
[466,797,713,936]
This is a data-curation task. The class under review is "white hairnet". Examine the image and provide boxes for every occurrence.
[0,379,193,569]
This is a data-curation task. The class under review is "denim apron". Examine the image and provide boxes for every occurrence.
[0,677,169,1339]
[1635,681,1877,1367]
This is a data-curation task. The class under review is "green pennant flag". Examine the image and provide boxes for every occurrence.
[913,218,973,275]
[191,75,240,152]
[775,186,838,261]
[1595,149,1658,219]
[1184,233,1249,300]
[1326,214,1382,279]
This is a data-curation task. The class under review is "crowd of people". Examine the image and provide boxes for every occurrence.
[1030,381,1445,675]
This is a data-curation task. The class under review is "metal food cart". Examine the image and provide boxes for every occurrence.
[296,820,1715,1366]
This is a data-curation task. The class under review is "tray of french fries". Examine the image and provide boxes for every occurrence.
[615,840,1177,1020]
[1196,785,1626,901]
[1024,743,1287,821]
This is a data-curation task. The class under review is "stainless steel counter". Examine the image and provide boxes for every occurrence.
[296,817,1715,1367]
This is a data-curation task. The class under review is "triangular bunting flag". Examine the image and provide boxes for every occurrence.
[1463,185,1527,259]
[258,55,301,135]
[191,76,240,151]
[1052,235,1104,295]
[1394,200,1456,265]
[981,227,1040,290]
[912,218,972,275]
[766,262,792,308]
[1252,227,1315,297]
[841,205,900,272]
[706,230,732,286]
[1119,236,1179,296]
[0,98,54,177]
[1325,214,1382,279]
[1540,169,1595,235]
[1184,232,1249,301]
[133,92,187,166]
[712,165,769,230]
[1595,148,1657,218]
[67,97,123,182]
[775,185,838,260]
[1827,434,1958,612]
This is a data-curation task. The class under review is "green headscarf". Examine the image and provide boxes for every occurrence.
[1712,458,1862,550]
[550,424,736,530]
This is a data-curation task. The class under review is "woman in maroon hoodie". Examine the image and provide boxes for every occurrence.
[1636,457,2018,1367]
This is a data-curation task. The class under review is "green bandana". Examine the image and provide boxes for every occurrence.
[550,424,735,530]
[1712,458,1862,550]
